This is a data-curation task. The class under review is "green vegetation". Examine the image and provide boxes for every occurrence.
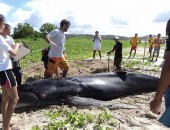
[15,37,132,64]
[15,36,162,69]
[31,107,119,130]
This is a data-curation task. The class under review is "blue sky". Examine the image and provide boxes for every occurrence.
[0,0,170,37]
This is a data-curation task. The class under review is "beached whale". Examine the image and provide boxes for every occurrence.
[13,72,159,108]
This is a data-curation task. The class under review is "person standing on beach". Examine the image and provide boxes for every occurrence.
[0,14,20,130]
[1,23,22,87]
[107,36,122,71]
[44,19,70,78]
[148,34,154,58]
[152,33,164,61]
[92,31,102,59]
[128,33,141,58]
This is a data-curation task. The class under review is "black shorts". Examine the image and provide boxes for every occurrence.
[0,69,16,88]
[149,47,153,53]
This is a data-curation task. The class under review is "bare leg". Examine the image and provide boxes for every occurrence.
[133,50,136,58]
[149,52,151,58]
[62,70,68,77]
[44,69,51,79]
[93,50,96,59]
[128,50,132,58]
[1,86,9,129]
[152,52,155,61]
[2,86,19,130]
[98,51,101,59]
[156,51,159,61]
[116,65,121,70]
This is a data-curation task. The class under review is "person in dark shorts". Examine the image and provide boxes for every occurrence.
[0,14,20,130]
[107,36,122,70]
[1,23,22,87]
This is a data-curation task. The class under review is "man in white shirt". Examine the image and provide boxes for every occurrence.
[0,14,20,130]
[1,23,22,87]
[45,19,70,78]
[92,31,102,59]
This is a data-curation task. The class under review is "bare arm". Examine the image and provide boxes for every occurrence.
[8,43,20,57]
[155,51,170,99]
[44,35,52,44]
[92,36,95,42]
[44,35,57,47]
[107,46,116,54]
[99,36,102,42]
[150,51,170,114]
[130,41,132,45]
[138,40,141,44]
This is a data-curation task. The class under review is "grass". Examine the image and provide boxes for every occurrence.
[31,107,119,130]
[15,37,144,65]
[14,37,163,70]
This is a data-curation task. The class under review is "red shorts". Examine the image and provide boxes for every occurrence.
[131,46,137,50]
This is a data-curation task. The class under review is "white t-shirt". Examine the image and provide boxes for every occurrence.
[0,35,12,71]
[2,35,15,46]
[93,36,102,50]
[47,29,65,57]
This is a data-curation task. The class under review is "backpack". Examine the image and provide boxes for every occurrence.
[41,46,50,61]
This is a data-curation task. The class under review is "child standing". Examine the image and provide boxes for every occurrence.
[92,31,102,59]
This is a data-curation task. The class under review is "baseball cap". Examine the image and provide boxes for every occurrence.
[114,36,119,40]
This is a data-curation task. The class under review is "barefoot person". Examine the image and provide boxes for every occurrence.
[150,19,170,127]
[45,19,70,78]
[42,46,68,78]
[1,23,22,87]
[148,34,154,58]
[107,36,122,71]
[152,33,164,61]
[128,33,141,58]
[92,31,102,59]
[0,14,20,130]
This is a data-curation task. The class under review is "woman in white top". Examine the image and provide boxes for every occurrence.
[0,14,20,130]
[92,31,102,59]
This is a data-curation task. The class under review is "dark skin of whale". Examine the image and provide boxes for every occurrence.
[14,72,159,108]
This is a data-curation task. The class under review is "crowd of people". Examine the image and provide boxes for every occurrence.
[0,12,170,129]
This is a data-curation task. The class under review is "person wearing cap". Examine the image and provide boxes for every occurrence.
[148,34,154,58]
[92,31,102,59]
[150,19,170,127]
[152,33,164,61]
[107,36,122,70]
[45,19,70,78]
[0,14,20,130]
[128,33,141,58]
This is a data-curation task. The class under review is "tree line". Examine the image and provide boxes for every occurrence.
[14,22,150,40]
[13,22,57,39]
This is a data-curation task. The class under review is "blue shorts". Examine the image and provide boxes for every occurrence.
[159,87,170,127]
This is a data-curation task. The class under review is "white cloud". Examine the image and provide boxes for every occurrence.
[1,0,170,36]
[6,8,31,30]
[0,2,12,15]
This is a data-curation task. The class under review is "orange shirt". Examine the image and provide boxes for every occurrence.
[153,37,162,47]
[130,37,141,46]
